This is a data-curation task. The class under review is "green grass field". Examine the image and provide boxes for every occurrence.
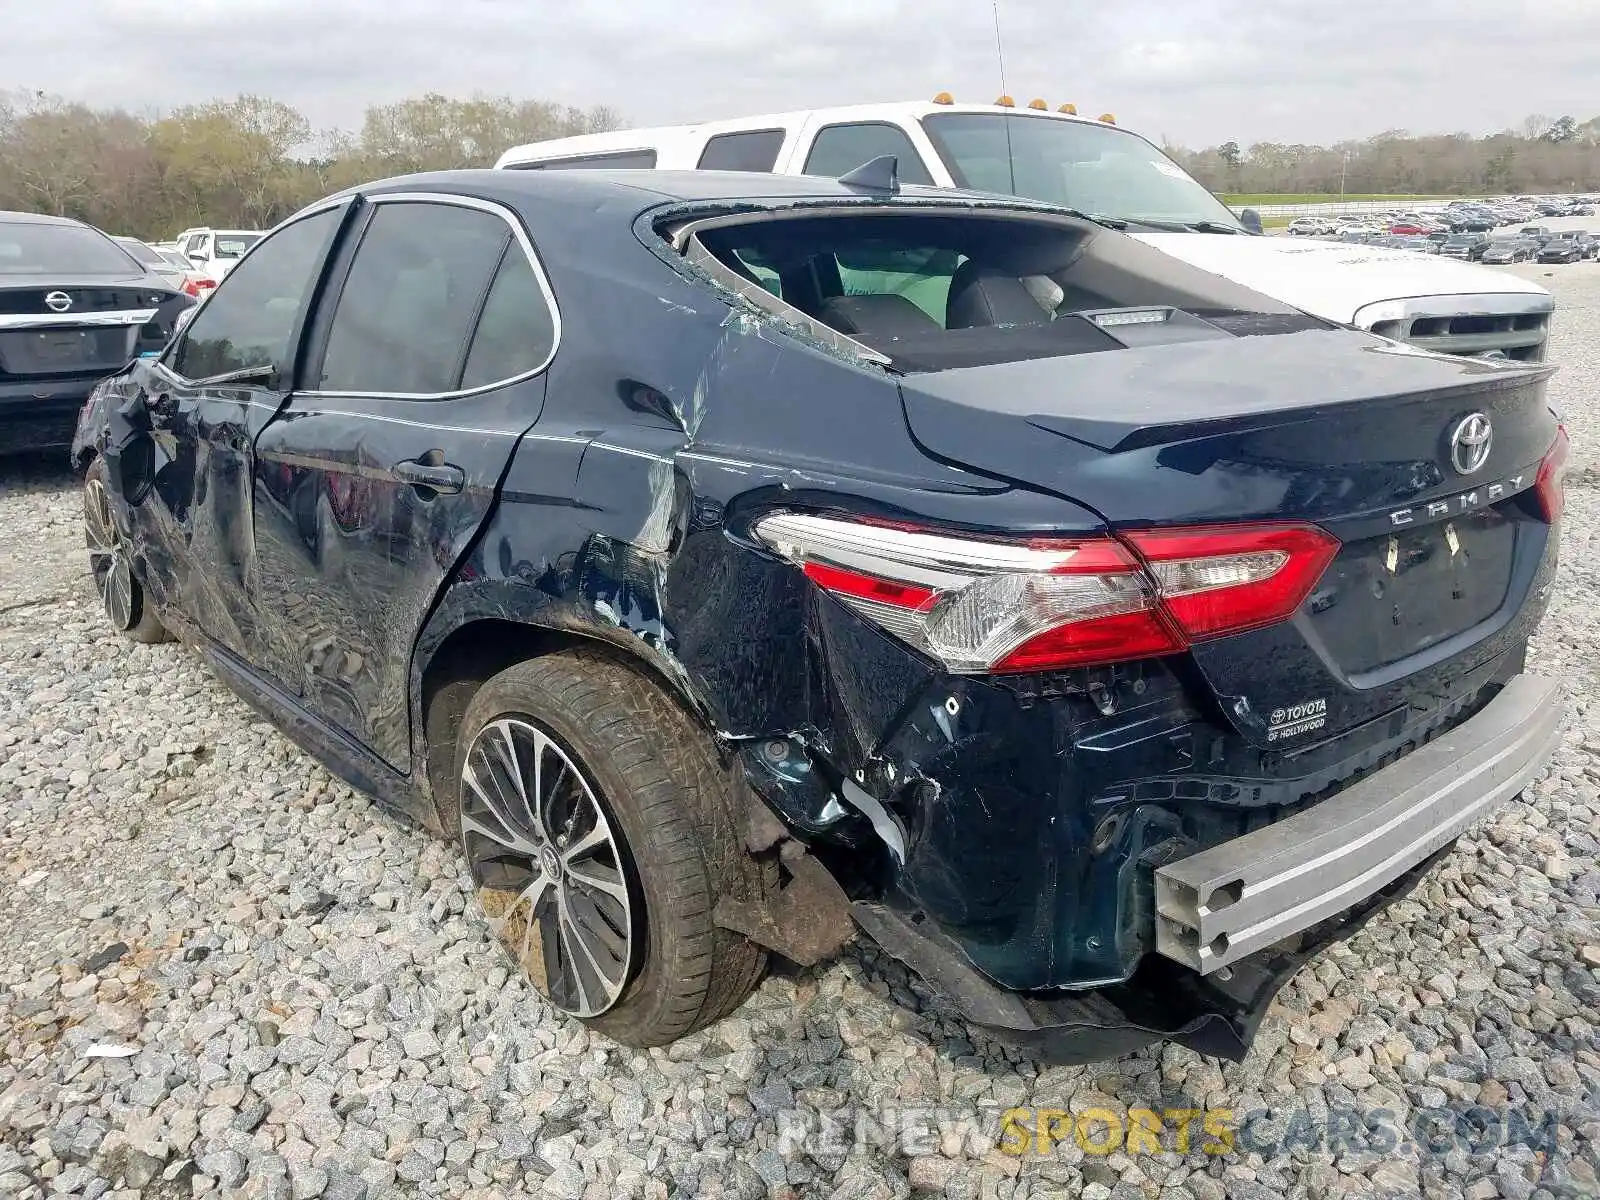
[1221,193,1452,206]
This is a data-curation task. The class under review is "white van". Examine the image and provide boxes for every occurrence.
[496,98,1553,360]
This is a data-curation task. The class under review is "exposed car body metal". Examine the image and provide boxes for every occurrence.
[1153,672,1563,973]
[72,169,1567,1061]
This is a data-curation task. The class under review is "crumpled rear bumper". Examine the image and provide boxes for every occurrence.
[855,842,1452,1064]
[852,673,1564,1064]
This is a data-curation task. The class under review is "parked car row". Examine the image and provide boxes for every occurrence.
[1296,217,1597,267]
[1287,194,1597,241]
[112,236,214,297]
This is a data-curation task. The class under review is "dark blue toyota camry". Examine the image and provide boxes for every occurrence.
[71,167,1568,1061]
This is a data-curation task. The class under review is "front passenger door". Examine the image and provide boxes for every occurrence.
[130,205,347,656]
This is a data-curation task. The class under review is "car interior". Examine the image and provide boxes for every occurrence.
[690,210,1317,368]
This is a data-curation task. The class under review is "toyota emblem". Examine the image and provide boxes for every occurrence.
[1449,412,1493,475]
[44,291,72,313]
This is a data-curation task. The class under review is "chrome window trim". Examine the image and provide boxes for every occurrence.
[299,191,563,402]
[0,309,157,330]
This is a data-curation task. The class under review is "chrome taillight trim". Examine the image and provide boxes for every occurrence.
[754,511,1088,589]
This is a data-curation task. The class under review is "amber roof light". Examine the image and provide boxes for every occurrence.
[1028,98,1048,110]
[995,95,1015,107]
[1059,103,1078,114]
[1099,112,1117,124]
[932,92,954,104]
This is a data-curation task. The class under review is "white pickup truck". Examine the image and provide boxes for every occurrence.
[495,98,1553,361]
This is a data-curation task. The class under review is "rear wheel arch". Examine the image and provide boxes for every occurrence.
[416,615,717,833]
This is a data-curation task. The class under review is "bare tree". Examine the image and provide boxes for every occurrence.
[1173,113,1600,197]
[7,91,1598,239]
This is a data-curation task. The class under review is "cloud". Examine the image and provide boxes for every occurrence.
[3,0,1594,149]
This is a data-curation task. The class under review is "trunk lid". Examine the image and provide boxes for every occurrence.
[0,278,179,382]
[899,328,1560,746]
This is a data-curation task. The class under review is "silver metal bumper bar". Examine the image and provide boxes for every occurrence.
[1155,674,1565,974]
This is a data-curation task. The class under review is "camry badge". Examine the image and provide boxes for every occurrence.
[1449,412,1492,475]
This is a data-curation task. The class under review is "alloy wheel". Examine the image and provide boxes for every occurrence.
[460,717,636,1017]
[84,476,136,632]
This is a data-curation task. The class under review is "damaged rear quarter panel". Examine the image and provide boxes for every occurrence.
[409,190,1145,992]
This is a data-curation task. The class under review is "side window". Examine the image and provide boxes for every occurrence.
[317,201,510,395]
[459,247,556,390]
[802,123,935,186]
[168,209,339,381]
[696,130,785,172]
[511,150,657,171]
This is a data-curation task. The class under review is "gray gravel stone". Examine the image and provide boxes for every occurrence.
[196,1150,246,1188]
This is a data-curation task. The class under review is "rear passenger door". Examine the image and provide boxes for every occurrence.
[250,193,559,767]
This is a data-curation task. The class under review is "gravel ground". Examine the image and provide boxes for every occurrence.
[1,267,1599,1200]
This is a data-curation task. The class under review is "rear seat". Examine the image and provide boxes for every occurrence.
[815,294,940,338]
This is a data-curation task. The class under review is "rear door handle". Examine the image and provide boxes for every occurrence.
[392,457,465,495]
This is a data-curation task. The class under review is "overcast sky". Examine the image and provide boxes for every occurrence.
[6,0,1596,149]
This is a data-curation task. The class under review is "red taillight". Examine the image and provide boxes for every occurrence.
[182,279,200,296]
[802,561,936,611]
[1535,425,1569,523]
[754,513,1340,675]
[1123,524,1341,639]
[994,609,1183,673]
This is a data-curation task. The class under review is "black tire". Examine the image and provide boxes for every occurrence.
[453,648,769,1046]
[83,457,172,645]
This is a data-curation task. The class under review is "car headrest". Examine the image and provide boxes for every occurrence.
[946,262,1051,329]
[816,294,940,339]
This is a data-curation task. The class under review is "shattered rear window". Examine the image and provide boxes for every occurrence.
[689,209,1309,372]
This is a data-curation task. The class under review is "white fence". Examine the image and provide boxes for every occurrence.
[1249,199,1440,218]
[1244,196,1553,218]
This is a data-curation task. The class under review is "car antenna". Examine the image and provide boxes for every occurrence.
[838,155,900,194]
[992,0,1017,196]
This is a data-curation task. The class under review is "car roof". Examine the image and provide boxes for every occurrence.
[341,167,1040,217]
[495,100,1120,165]
[0,210,87,227]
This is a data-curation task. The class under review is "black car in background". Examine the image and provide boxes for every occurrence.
[1439,233,1489,261]
[1481,238,1538,265]
[70,170,1568,1062]
[1537,232,1596,264]
[0,212,193,455]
